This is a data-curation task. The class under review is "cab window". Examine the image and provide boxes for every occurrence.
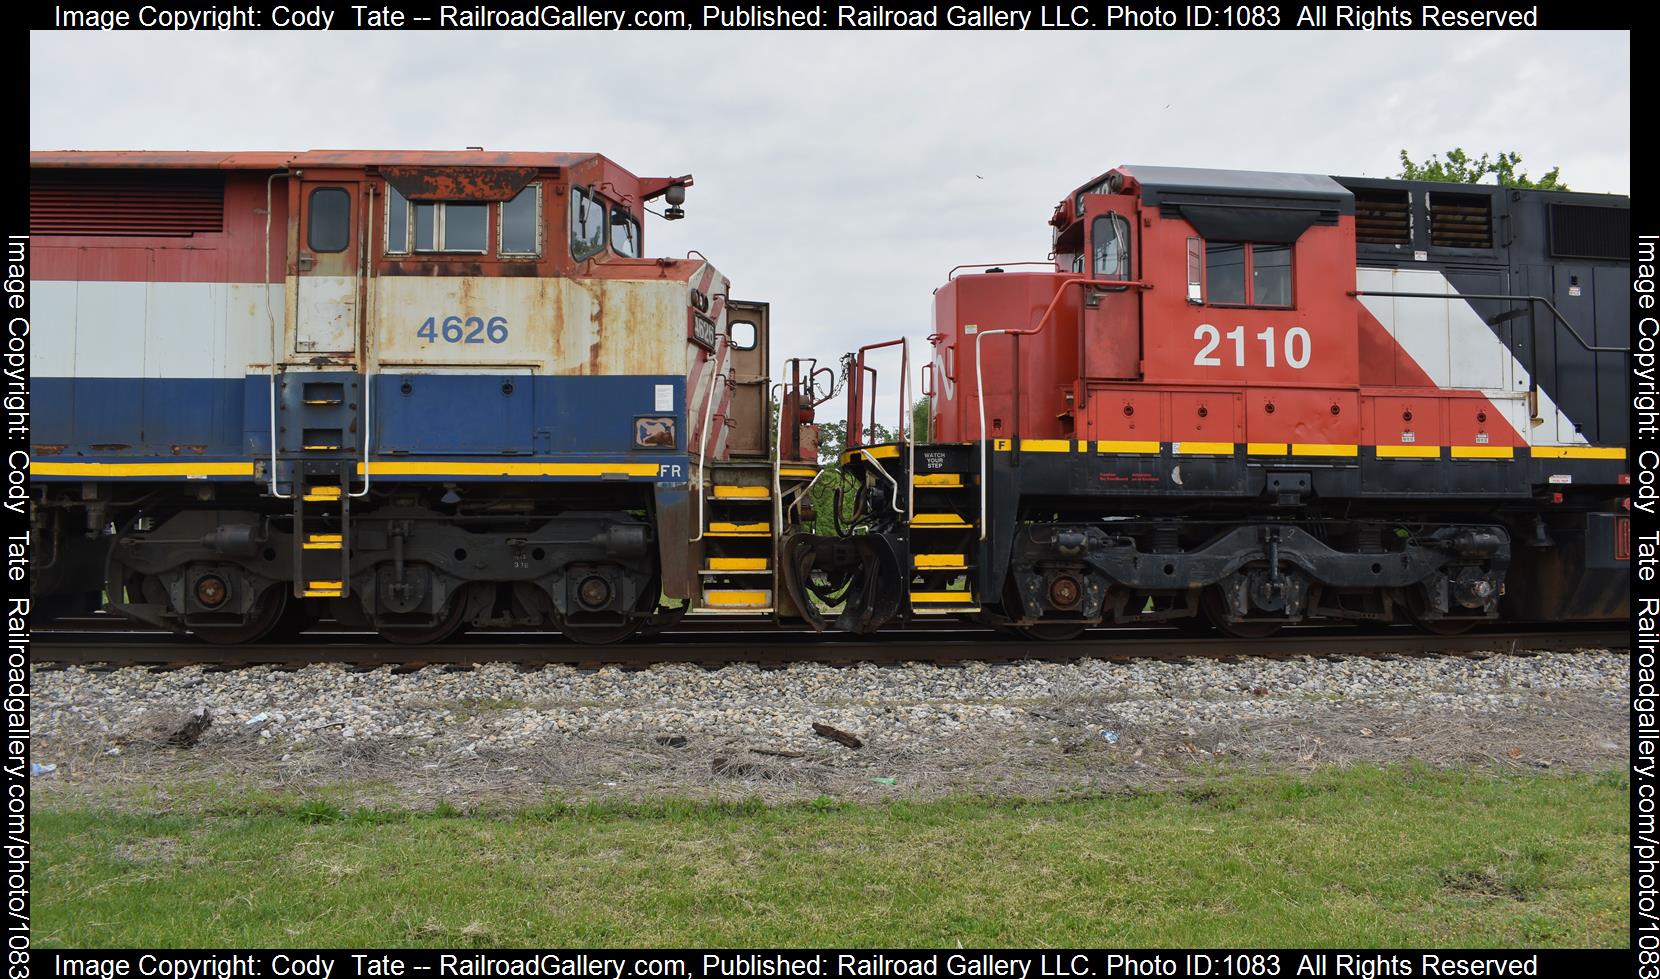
[499,184,541,256]
[1091,215,1130,280]
[571,187,606,260]
[384,184,488,254]
[611,206,640,258]
[1201,240,1292,307]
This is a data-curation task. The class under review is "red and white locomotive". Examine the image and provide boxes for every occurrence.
[790,165,1629,638]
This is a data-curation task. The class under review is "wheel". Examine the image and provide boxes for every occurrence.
[1016,622,1088,642]
[1402,590,1480,636]
[1201,588,1282,640]
[559,617,642,645]
[375,594,470,645]
[194,585,290,645]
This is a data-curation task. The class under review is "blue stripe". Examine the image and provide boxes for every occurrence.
[33,374,690,477]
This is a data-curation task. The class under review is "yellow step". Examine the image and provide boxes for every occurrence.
[302,443,342,452]
[913,553,967,570]
[712,485,770,500]
[706,521,770,536]
[910,591,977,604]
[913,473,964,488]
[779,467,819,479]
[304,485,342,501]
[911,513,973,528]
[708,557,769,571]
[302,533,343,551]
[304,579,343,598]
[703,589,772,609]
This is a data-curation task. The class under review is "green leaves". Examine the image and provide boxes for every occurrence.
[1396,148,1568,190]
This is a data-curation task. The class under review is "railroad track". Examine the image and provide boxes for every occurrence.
[31,624,1627,671]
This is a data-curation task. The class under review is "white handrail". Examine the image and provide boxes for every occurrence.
[263,173,291,500]
[862,449,905,516]
[350,183,374,498]
[973,327,1012,541]
[689,336,729,543]
[771,380,785,546]
[900,337,913,524]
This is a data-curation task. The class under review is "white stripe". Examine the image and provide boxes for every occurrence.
[1357,267,1584,448]
[34,280,280,379]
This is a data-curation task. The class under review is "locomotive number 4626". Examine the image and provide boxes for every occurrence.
[1193,323,1311,369]
[417,315,510,344]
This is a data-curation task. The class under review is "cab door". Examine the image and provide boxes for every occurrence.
[1080,208,1142,380]
[293,173,362,354]
[724,300,770,457]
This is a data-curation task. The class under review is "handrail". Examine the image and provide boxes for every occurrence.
[973,277,1149,539]
[860,449,906,517]
[689,335,729,543]
[263,173,291,501]
[1350,290,1626,353]
[350,182,375,499]
[948,261,1052,280]
[771,380,785,547]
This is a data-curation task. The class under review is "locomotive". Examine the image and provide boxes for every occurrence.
[28,153,1630,645]
[29,149,826,644]
[786,165,1630,639]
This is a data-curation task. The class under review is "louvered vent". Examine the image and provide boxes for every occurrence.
[1549,204,1628,261]
[30,169,225,237]
[1427,191,1492,249]
[1353,189,1411,246]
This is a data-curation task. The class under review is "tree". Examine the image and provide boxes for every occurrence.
[1396,148,1567,190]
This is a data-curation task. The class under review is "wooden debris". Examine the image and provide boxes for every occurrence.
[812,723,863,749]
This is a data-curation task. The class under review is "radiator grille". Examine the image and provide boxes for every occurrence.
[30,169,225,237]
[1427,191,1492,249]
[1549,203,1628,261]
[1354,189,1411,246]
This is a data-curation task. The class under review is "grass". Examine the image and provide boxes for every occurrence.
[35,765,1628,947]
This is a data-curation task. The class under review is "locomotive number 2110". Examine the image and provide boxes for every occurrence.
[1192,323,1311,369]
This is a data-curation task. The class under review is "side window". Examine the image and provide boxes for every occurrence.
[307,187,350,253]
[610,206,640,258]
[1205,242,1246,304]
[1091,215,1130,280]
[385,184,411,254]
[499,184,541,256]
[570,187,606,260]
[1202,240,1293,308]
[385,183,489,254]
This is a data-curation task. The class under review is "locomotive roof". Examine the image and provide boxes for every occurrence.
[29,150,603,171]
[1116,164,1355,213]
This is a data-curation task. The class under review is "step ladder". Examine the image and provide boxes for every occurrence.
[907,469,981,615]
[292,462,353,600]
[692,463,778,614]
[275,373,361,602]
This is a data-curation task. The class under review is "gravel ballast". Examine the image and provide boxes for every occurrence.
[31,648,1628,807]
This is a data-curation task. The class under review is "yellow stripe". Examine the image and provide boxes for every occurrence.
[1097,440,1161,454]
[303,590,343,598]
[1291,443,1359,458]
[707,557,768,571]
[31,461,257,478]
[779,467,819,478]
[1021,439,1074,453]
[704,590,770,607]
[1530,446,1625,460]
[708,521,769,534]
[913,473,963,488]
[356,462,661,477]
[308,581,342,590]
[1450,445,1515,459]
[1246,442,1288,456]
[1173,441,1234,455]
[911,513,972,527]
[914,554,966,570]
[910,592,976,604]
[712,485,769,499]
[1375,445,1441,459]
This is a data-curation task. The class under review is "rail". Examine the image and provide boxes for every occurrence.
[974,277,1150,539]
[689,334,730,543]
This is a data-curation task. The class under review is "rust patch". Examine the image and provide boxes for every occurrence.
[170,445,208,455]
[31,444,66,455]
[89,444,130,451]
[380,167,537,202]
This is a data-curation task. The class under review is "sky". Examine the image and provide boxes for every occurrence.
[29,29,1631,425]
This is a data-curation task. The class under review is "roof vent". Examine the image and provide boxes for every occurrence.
[1353,188,1411,246]
[1549,203,1628,261]
[1427,190,1492,249]
[31,168,225,237]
